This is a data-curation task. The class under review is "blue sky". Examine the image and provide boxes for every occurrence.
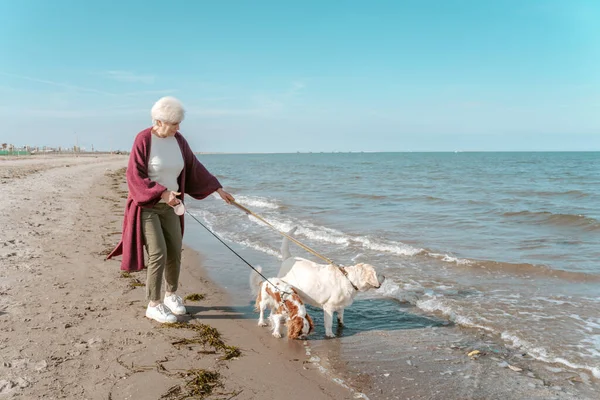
[0,0,598,152]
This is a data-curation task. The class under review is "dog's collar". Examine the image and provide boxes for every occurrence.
[276,287,296,312]
[338,266,360,291]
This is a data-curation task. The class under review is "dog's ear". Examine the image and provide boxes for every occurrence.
[287,316,303,339]
[359,264,380,287]
[368,269,380,287]
[306,314,315,334]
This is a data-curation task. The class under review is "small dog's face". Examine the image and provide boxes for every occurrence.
[355,263,385,291]
[287,314,314,339]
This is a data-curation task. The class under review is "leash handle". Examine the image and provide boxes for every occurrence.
[230,200,337,266]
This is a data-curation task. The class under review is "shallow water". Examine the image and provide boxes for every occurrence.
[184,152,600,385]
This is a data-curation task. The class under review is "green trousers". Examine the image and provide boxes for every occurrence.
[141,203,182,301]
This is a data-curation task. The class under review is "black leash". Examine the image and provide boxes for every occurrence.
[185,210,292,296]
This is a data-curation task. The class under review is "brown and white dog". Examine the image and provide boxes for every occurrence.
[250,267,314,339]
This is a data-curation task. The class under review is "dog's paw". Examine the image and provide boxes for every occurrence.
[325,332,336,339]
[258,321,268,327]
[272,332,282,338]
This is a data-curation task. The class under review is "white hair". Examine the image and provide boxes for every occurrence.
[151,96,185,124]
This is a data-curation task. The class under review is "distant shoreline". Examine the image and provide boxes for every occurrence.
[196,150,600,155]
[1,150,597,158]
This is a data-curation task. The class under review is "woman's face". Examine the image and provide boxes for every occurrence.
[153,120,180,138]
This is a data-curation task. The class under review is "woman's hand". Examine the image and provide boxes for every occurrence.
[216,188,235,204]
[161,190,181,206]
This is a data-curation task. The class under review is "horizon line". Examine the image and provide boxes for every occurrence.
[2,148,598,155]
[194,150,600,155]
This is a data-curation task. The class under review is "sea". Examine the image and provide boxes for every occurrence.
[182,152,600,396]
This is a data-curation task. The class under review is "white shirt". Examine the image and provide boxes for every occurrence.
[148,134,184,200]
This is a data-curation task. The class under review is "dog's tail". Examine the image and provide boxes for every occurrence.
[249,266,263,297]
[281,226,298,261]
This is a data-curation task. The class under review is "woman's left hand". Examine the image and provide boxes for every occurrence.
[216,188,235,204]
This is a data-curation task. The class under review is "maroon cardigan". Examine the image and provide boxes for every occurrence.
[107,128,222,271]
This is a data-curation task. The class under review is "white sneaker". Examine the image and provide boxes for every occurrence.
[146,303,177,323]
[164,294,186,315]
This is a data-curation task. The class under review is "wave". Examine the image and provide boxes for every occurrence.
[500,332,600,380]
[250,217,351,246]
[425,195,444,202]
[236,239,281,258]
[191,205,599,282]
[509,190,590,199]
[415,297,492,331]
[248,217,424,256]
[192,205,426,259]
[235,195,281,210]
[190,209,216,232]
[352,236,424,257]
[346,193,388,200]
[502,210,600,231]
[392,195,447,203]
[423,252,600,282]
[224,204,426,256]
[346,194,446,202]
[517,237,583,250]
[537,190,590,198]
[477,259,600,281]
[378,281,600,380]
[428,253,474,266]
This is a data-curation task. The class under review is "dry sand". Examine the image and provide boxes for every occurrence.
[1,155,597,400]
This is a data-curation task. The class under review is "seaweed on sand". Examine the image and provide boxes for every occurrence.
[164,322,242,361]
[184,293,205,302]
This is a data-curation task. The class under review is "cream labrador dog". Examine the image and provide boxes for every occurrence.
[278,228,385,338]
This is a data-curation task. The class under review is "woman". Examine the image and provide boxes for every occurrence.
[108,96,234,323]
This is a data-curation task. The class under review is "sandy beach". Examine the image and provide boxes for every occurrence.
[0,155,352,399]
[1,155,597,399]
